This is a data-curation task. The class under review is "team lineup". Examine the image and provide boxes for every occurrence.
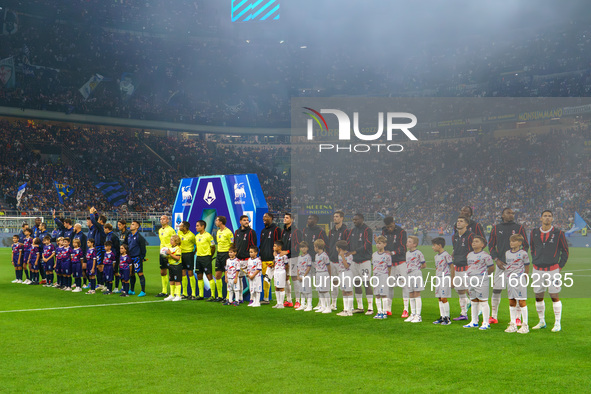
[10,206,569,333]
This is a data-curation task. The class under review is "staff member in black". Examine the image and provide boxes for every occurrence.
[346,214,373,315]
[127,220,147,297]
[452,216,474,321]
[281,212,301,307]
[235,215,258,303]
[259,213,280,305]
[530,210,569,332]
[302,215,327,260]
[488,207,529,324]
[378,216,407,316]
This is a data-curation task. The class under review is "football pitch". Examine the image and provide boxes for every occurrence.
[1,246,590,393]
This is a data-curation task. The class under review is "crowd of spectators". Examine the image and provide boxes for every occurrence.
[0,120,289,213]
[292,125,591,231]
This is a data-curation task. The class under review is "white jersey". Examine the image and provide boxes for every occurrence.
[314,251,330,273]
[406,249,426,273]
[247,257,262,278]
[505,249,530,276]
[466,251,494,276]
[372,251,392,275]
[297,254,312,277]
[434,251,453,277]
[225,258,240,279]
[274,254,289,272]
[337,253,354,274]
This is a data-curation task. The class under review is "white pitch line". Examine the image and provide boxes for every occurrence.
[0,300,164,314]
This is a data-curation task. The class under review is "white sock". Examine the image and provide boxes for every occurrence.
[294,281,301,303]
[491,292,501,319]
[356,294,364,309]
[515,304,522,320]
[376,298,383,314]
[367,295,373,311]
[278,291,285,305]
[228,291,234,303]
[285,281,292,302]
[553,301,562,325]
[521,304,528,325]
[443,302,450,318]
[384,297,392,313]
[403,286,409,310]
[438,301,444,317]
[323,293,330,309]
[536,301,545,322]
[410,298,416,315]
[331,285,339,308]
[481,301,490,325]
[509,306,517,325]
[307,295,313,307]
[250,290,255,303]
[471,301,480,324]
[460,293,468,315]
[346,296,353,312]
[239,279,243,301]
[253,291,260,306]
[415,297,422,316]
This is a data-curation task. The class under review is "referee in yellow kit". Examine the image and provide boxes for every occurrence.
[210,216,234,302]
[156,215,177,297]
[194,220,216,300]
[178,221,197,300]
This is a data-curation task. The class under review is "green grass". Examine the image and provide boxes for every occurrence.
[1,246,590,393]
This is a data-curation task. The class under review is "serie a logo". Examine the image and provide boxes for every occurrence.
[304,108,418,153]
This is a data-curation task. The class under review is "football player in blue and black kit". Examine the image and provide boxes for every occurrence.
[89,207,107,291]
[127,220,147,296]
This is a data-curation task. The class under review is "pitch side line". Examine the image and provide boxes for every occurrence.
[0,300,164,314]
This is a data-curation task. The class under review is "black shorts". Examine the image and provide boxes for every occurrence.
[195,255,212,275]
[159,255,169,270]
[131,257,143,274]
[181,252,195,271]
[168,264,182,282]
[215,252,229,273]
